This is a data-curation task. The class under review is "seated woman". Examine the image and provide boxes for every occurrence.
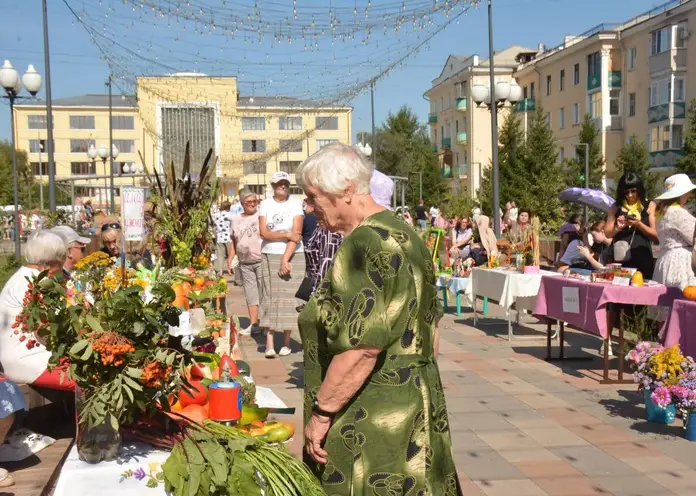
[0,374,27,487]
[556,221,613,274]
[0,231,74,390]
[449,216,473,262]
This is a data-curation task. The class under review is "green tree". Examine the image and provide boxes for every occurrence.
[614,135,659,200]
[477,111,528,216]
[372,106,447,208]
[564,114,605,191]
[524,106,564,228]
[0,140,33,207]
[675,98,696,176]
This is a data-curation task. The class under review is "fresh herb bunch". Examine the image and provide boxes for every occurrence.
[17,271,189,430]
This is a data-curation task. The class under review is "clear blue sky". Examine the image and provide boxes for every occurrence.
[0,0,667,142]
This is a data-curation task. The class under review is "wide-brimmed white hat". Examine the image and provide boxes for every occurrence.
[654,173,696,200]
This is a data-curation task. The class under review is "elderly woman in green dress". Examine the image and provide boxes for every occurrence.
[296,142,461,495]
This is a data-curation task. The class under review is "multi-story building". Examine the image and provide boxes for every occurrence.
[13,73,352,207]
[428,0,696,197]
[423,46,535,195]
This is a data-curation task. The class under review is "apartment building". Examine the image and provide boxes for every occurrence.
[14,73,352,207]
[515,0,695,189]
[423,46,535,195]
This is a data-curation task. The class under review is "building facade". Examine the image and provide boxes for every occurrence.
[14,73,352,208]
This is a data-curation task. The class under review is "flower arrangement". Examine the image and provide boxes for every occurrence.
[453,257,474,277]
[626,342,689,390]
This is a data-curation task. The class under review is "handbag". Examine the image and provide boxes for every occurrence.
[295,276,313,302]
[613,230,635,263]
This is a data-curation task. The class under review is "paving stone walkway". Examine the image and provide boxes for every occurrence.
[226,282,696,496]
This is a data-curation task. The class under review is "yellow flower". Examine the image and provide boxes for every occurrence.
[75,251,112,270]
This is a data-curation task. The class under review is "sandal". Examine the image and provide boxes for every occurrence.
[0,468,15,487]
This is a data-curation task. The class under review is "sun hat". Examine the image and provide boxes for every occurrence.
[370,170,394,210]
[654,173,696,200]
[270,171,291,184]
[50,225,91,246]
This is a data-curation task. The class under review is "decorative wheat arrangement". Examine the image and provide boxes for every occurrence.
[531,216,541,267]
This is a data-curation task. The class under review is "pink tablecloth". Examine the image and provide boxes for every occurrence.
[662,299,696,358]
[533,276,682,338]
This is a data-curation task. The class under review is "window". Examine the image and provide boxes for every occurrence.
[246,185,265,195]
[651,26,671,55]
[559,108,565,129]
[546,75,552,96]
[587,51,601,80]
[628,47,636,70]
[610,90,620,117]
[676,23,687,49]
[243,160,266,174]
[530,82,535,100]
[573,103,580,124]
[559,147,565,161]
[241,117,266,131]
[523,86,528,99]
[649,78,672,106]
[29,139,47,153]
[75,186,98,197]
[279,116,302,130]
[662,126,671,150]
[160,106,215,177]
[69,115,95,129]
[111,115,134,130]
[28,115,48,129]
[288,186,304,195]
[574,63,580,85]
[70,139,96,153]
[546,113,551,127]
[279,161,302,174]
[70,162,96,175]
[316,139,337,150]
[279,139,302,152]
[673,125,684,149]
[650,127,659,152]
[590,92,602,119]
[440,97,444,110]
[112,140,135,153]
[454,82,466,99]
[649,125,682,152]
[455,120,459,133]
[31,162,48,175]
[674,77,685,102]
[315,116,338,130]
[559,69,565,91]
[242,140,266,153]
[629,93,636,117]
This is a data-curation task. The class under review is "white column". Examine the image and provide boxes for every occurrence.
[600,48,612,130]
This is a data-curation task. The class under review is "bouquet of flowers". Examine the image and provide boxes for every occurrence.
[453,257,474,277]
[626,342,689,391]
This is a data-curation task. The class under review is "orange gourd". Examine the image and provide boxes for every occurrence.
[683,286,696,300]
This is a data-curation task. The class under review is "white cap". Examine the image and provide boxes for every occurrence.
[270,171,291,184]
[654,173,696,200]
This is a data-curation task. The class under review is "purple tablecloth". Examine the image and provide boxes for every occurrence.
[662,299,696,358]
[533,276,682,338]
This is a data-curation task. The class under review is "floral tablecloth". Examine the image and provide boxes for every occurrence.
[52,387,286,496]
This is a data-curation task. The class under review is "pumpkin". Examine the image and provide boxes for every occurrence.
[683,286,696,300]
[631,271,644,287]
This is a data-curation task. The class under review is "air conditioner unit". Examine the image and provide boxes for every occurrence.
[680,29,692,40]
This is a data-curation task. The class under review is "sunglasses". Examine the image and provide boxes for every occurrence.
[243,200,258,205]
[102,222,122,232]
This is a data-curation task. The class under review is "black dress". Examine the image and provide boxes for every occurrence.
[611,206,654,279]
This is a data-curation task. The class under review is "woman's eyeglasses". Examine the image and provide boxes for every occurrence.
[102,222,122,232]
[243,200,258,206]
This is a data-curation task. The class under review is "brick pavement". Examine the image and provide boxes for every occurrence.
[226,281,696,495]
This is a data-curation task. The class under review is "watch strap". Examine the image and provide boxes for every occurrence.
[312,400,336,418]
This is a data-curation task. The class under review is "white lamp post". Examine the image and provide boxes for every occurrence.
[1,60,43,257]
[91,144,118,213]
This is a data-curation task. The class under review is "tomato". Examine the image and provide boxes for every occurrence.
[172,284,184,297]
[171,401,184,412]
[219,354,239,377]
[178,381,208,407]
[173,295,189,310]
[189,362,212,380]
[193,277,205,287]
[181,282,192,294]
[180,404,207,424]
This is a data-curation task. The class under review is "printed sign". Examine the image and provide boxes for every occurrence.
[215,157,223,177]
[561,286,580,314]
[121,186,146,241]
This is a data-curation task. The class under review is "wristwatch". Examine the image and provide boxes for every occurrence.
[312,399,336,418]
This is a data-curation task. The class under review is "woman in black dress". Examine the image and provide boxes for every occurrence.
[605,172,658,279]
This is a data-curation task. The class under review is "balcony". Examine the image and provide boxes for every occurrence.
[457,164,469,177]
[609,71,622,88]
[650,48,687,74]
[648,102,687,124]
[514,98,535,112]
[441,137,452,149]
[649,149,686,169]
[432,143,438,153]
[441,165,453,178]
[456,98,468,112]
[428,113,438,124]
[456,132,468,145]
[587,73,601,91]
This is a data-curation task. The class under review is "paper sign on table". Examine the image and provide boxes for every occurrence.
[121,187,146,241]
[562,287,580,314]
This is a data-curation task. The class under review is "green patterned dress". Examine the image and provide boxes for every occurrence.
[298,210,461,496]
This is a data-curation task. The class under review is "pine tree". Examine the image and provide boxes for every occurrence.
[614,135,660,200]
[675,98,696,177]
[524,106,564,227]
[564,114,605,191]
[477,111,528,216]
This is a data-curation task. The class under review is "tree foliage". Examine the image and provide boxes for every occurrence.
[675,98,696,177]
[614,135,660,200]
[563,114,605,191]
[0,140,32,207]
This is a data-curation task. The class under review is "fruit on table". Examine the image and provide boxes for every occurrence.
[219,354,239,377]
[239,404,269,425]
[193,276,205,287]
[684,286,696,300]
[173,295,189,310]
[189,362,212,380]
[179,404,208,424]
[178,381,208,408]
[181,282,192,294]
[631,271,644,287]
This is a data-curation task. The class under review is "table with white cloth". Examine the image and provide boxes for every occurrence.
[52,386,287,496]
[465,267,563,340]
[436,274,471,316]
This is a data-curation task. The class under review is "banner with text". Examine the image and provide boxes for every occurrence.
[121,187,146,241]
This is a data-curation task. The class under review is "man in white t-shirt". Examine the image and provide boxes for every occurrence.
[429,205,440,226]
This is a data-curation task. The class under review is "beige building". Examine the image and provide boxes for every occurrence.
[423,46,535,195]
[14,73,352,208]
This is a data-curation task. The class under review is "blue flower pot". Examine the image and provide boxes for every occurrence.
[685,413,696,441]
[643,388,676,424]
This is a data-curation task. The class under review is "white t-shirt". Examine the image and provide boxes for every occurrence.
[429,207,439,219]
[31,214,42,230]
[560,239,584,266]
[0,267,51,383]
[258,197,304,254]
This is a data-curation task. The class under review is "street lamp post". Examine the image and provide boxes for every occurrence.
[122,163,144,186]
[88,144,119,213]
[0,60,43,257]
[471,80,522,236]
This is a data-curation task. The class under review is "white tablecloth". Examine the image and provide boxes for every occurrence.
[53,386,286,496]
[465,267,561,310]
[436,275,469,294]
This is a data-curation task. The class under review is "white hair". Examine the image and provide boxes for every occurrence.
[239,188,256,202]
[296,142,373,195]
[25,230,67,265]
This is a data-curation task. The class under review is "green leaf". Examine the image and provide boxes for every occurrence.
[133,321,146,336]
[200,439,228,486]
[80,343,93,361]
[84,314,103,332]
[69,339,89,355]
[109,414,119,431]
[123,376,143,391]
[146,478,159,488]
[126,367,143,379]
[165,352,176,366]
[123,384,134,402]
[227,453,261,496]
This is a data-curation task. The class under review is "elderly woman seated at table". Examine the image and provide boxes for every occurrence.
[296,142,460,495]
[0,231,74,390]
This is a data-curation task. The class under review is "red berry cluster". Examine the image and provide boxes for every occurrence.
[141,361,173,388]
[91,332,135,367]
[12,285,49,350]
